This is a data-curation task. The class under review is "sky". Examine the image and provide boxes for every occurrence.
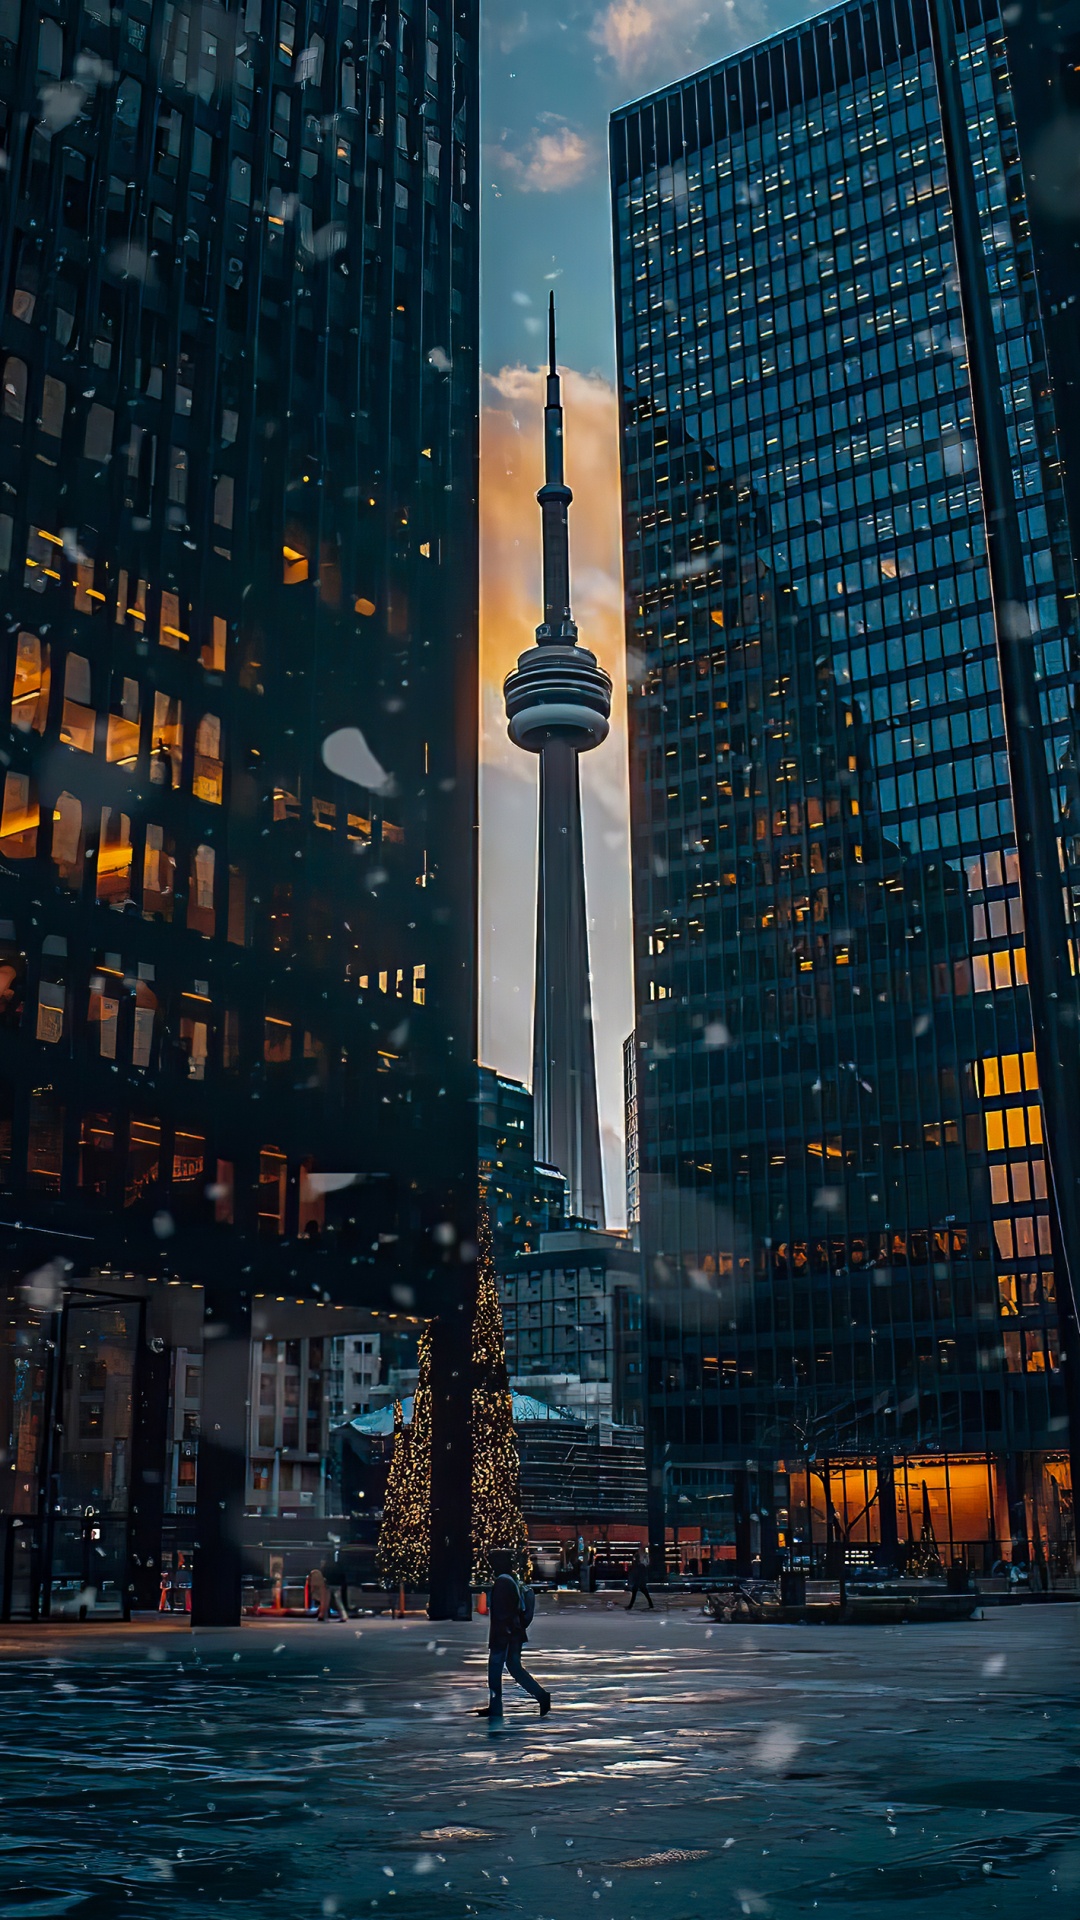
[477,0,811,1223]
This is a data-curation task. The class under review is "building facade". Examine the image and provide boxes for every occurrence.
[498,1225,642,1428]
[0,0,479,1620]
[612,0,1079,1571]
[478,1064,566,1260]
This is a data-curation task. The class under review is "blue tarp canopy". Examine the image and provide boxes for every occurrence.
[345,1390,575,1436]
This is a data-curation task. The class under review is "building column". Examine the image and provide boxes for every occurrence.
[128,1304,170,1610]
[427,1221,478,1621]
[191,1284,251,1627]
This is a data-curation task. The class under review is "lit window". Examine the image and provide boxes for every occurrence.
[0,771,38,859]
[89,984,119,1059]
[36,982,65,1045]
[193,714,223,803]
[258,1147,287,1236]
[106,676,141,765]
[188,844,216,937]
[201,615,227,672]
[78,1112,114,1198]
[142,824,175,921]
[125,1119,161,1207]
[264,1017,292,1064]
[181,1013,209,1080]
[283,542,308,585]
[97,807,133,907]
[159,588,187,648]
[51,791,83,888]
[60,653,95,752]
[10,632,49,733]
[150,692,183,786]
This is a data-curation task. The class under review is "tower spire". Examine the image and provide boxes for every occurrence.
[538,293,572,639]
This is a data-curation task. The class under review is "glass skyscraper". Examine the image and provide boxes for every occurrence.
[0,0,479,1619]
[611,0,1079,1572]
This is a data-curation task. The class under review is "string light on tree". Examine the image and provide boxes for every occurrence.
[375,1327,433,1589]
[471,1202,529,1583]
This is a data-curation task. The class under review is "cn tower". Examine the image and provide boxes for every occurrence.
[504,296,611,1224]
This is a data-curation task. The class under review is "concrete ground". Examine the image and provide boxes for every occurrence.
[0,1600,1077,1919]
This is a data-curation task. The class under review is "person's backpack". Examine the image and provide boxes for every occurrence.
[514,1577,536,1629]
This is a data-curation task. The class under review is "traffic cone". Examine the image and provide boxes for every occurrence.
[478,1589,487,1616]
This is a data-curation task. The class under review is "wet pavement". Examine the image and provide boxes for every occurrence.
[0,1600,1077,1918]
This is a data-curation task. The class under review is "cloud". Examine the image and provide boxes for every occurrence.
[590,0,772,79]
[494,117,593,194]
[480,364,632,1226]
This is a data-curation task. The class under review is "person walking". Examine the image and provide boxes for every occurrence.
[626,1550,654,1610]
[321,1547,350,1620]
[477,1550,551,1721]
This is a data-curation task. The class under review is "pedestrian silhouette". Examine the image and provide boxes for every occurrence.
[476,1549,551,1721]
[321,1546,350,1619]
[626,1550,654,1610]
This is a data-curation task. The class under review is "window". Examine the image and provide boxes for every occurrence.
[36,981,65,1045]
[299,1160,325,1236]
[10,632,49,733]
[172,1131,205,1207]
[96,807,133,906]
[116,73,141,129]
[51,792,83,888]
[106,676,140,765]
[88,982,119,1059]
[0,771,38,858]
[84,403,113,461]
[188,844,216,936]
[159,589,186,647]
[258,1147,287,1235]
[227,865,246,945]
[193,714,223,803]
[27,1089,64,1191]
[283,541,308,585]
[181,1012,209,1079]
[214,1157,235,1224]
[40,375,65,438]
[132,981,157,1068]
[2,356,26,422]
[60,654,94,752]
[142,824,175,920]
[10,239,38,323]
[201,616,227,672]
[150,692,182,785]
[167,448,187,507]
[264,1017,291,1063]
[125,1119,160,1208]
[37,15,62,75]
[213,476,234,529]
[78,1113,114,1200]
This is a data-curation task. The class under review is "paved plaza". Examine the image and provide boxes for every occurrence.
[0,1601,1077,1919]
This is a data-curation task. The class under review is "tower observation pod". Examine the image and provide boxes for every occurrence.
[503,295,611,1224]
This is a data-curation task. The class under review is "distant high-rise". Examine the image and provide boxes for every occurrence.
[612,0,1080,1571]
[0,0,479,1620]
[504,298,610,1224]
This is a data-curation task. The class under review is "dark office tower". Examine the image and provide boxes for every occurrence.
[504,299,611,1225]
[0,0,479,1620]
[611,0,1080,1574]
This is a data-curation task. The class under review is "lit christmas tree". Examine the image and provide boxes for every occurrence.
[375,1327,433,1588]
[376,1400,413,1588]
[471,1204,529,1581]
